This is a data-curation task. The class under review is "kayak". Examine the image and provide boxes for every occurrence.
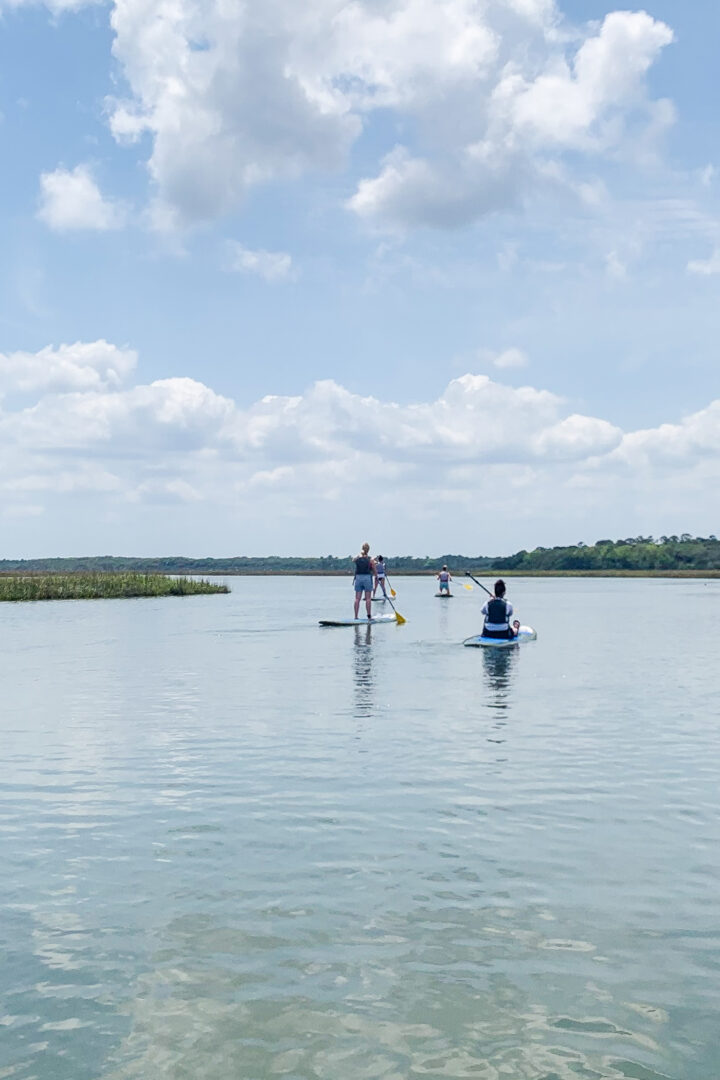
[463,625,537,648]
[435,592,453,598]
[319,614,398,627]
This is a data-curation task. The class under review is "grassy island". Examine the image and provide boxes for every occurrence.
[0,573,230,603]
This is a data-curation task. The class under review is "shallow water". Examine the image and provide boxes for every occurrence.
[1,575,719,1080]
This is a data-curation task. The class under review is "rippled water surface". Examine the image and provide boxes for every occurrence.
[1,575,719,1080]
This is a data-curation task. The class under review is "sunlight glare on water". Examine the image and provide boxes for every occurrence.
[1,576,719,1080]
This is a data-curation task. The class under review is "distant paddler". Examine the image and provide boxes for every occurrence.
[436,565,452,595]
[373,555,389,599]
[353,543,375,620]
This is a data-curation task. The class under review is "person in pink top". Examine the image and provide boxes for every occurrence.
[436,566,452,594]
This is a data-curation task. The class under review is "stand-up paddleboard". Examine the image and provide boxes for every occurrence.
[319,614,398,627]
[463,625,537,648]
[435,592,453,598]
[372,596,388,602]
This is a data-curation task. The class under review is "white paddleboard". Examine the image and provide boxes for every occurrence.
[463,625,537,648]
[319,614,398,627]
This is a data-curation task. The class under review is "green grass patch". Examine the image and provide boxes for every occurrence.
[0,572,230,602]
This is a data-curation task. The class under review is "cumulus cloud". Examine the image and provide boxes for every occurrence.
[492,347,528,370]
[37,165,128,232]
[2,339,719,549]
[348,9,674,229]
[613,400,720,468]
[687,249,720,275]
[0,341,137,395]
[97,0,674,229]
[227,243,293,282]
[224,374,622,467]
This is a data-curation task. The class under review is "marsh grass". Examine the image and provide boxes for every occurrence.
[0,573,230,602]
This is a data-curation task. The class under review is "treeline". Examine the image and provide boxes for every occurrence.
[0,554,494,575]
[0,536,718,575]
[493,535,720,572]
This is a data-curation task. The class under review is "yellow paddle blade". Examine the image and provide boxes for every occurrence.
[463,583,473,590]
[390,588,397,597]
[394,611,406,624]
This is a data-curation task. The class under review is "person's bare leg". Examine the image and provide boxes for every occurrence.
[365,590,372,618]
[354,591,361,618]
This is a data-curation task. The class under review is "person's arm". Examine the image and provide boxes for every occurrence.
[481,601,489,617]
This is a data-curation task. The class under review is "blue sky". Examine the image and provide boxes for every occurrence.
[0,0,718,557]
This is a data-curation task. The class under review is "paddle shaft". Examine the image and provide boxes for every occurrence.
[465,572,494,598]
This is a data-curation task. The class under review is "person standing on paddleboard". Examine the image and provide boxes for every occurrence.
[481,580,516,639]
[373,555,388,599]
[353,543,375,620]
[436,566,452,594]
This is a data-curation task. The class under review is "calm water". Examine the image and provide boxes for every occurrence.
[1,576,719,1080]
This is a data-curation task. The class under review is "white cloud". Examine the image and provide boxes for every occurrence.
[98,0,674,230]
[613,400,720,468]
[499,11,674,149]
[348,9,673,229]
[687,249,720,276]
[0,341,137,395]
[698,164,716,188]
[37,165,128,232]
[2,339,719,551]
[4,376,234,453]
[227,243,293,282]
[493,347,528,370]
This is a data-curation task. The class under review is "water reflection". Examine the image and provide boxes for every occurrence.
[352,624,374,718]
[481,647,518,713]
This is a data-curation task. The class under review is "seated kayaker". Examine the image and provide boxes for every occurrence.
[481,580,516,639]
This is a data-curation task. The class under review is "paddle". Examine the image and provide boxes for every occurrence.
[384,575,397,598]
[465,571,494,597]
[385,593,406,624]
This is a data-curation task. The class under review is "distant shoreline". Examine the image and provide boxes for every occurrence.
[1,568,719,580]
[1,536,718,577]
[147,569,720,579]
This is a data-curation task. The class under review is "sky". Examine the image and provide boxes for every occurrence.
[0,0,718,557]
